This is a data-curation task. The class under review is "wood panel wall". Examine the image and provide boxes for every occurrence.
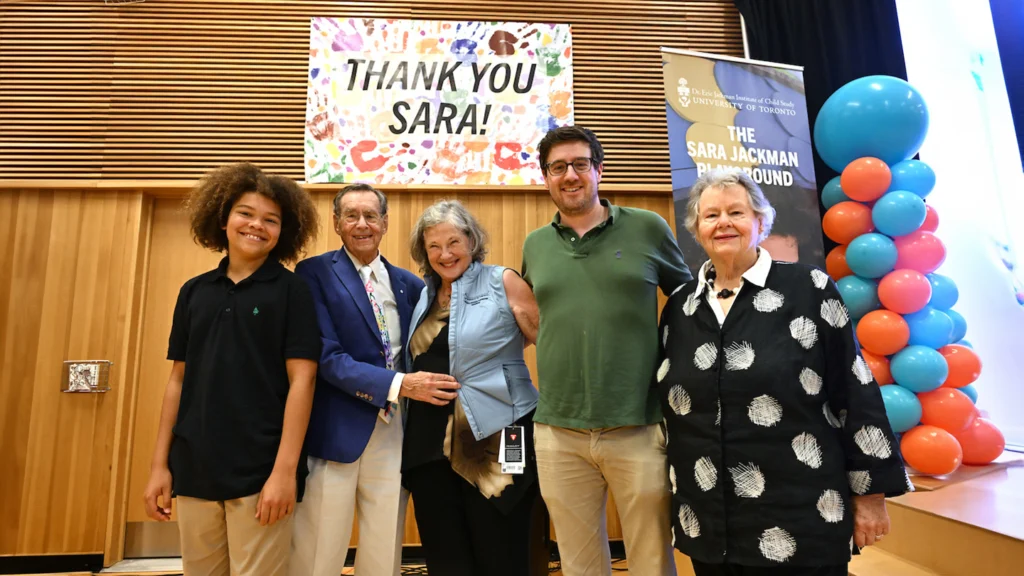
[0,0,743,183]
[0,0,742,562]
[0,189,149,555]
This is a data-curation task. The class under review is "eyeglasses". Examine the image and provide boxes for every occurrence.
[543,157,594,176]
[341,211,381,225]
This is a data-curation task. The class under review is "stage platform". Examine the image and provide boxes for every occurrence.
[850,453,1024,576]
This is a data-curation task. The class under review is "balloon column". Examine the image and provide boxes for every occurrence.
[813,76,1005,476]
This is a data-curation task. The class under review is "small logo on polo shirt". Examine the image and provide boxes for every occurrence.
[253,306,260,316]
[615,250,622,259]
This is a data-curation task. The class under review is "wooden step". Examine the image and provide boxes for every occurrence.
[849,547,939,576]
[873,463,1024,576]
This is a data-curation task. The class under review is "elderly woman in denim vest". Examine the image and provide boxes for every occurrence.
[402,199,540,576]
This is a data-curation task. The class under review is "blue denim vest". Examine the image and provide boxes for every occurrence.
[405,262,538,440]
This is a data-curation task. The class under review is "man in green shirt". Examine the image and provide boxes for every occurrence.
[522,126,691,576]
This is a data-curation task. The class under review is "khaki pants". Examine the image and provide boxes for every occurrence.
[290,405,405,576]
[177,493,292,576]
[535,422,675,576]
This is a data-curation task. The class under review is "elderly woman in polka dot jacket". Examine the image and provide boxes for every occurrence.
[656,169,911,576]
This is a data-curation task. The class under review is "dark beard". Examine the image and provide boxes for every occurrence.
[554,189,597,216]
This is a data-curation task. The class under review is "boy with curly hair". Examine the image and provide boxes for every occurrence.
[143,163,322,575]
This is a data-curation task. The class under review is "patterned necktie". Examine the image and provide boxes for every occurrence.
[362,266,399,423]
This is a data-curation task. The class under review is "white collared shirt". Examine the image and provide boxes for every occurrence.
[695,248,773,326]
[345,248,405,403]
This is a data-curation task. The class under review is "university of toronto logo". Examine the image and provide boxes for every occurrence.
[677,77,691,108]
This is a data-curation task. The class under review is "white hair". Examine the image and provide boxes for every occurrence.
[684,169,776,242]
[409,199,488,278]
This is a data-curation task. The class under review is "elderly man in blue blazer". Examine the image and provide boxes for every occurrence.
[291,184,459,576]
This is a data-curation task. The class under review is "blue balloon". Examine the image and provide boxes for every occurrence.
[881,385,923,432]
[960,383,979,404]
[890,159,937,198]
[927,273,959,310]
[891,345,949,392]
[956,339,973,348]
[905,306,954,349]
[813,75,930,172]
[822,176,850,209]
[946,309,967,343]
[872,190,927,236]
[846,233,898,279]
[837,276,880,319]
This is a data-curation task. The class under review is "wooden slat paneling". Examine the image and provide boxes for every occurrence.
[0,189,148,555]
[0,0,734,560]
[0,0,742,183]
[103,194,154,565]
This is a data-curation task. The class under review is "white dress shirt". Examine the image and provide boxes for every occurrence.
[345,248,405,404]
[695,247,774,326]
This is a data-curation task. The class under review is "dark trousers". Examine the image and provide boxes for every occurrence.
[691,559,848,576]
[403,460,538,576]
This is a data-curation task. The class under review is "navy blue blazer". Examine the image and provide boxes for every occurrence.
[295,249,424,464]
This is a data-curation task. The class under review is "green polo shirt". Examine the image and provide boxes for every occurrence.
[522,200,692,429]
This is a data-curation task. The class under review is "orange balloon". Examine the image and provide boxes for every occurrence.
[938,345,982,388]
[918,388,978,433]
[862,350,893,385]
[841,157,892,202]
[857,310,910,356]
[901,425,963,476]
[826,245,854,281]
[953,418,1005,465]
[822,201,875,244]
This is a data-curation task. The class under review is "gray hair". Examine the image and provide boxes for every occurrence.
[332,183,388,216]
[683,169,776,242]
[410,199,489,278]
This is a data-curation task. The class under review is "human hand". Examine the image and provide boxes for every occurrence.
[853,493,890,548]
[142,466,174,521]
[400,372,460,405]
[256,469,296,527]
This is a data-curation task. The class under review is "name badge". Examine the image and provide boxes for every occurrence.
[499,425,525,474]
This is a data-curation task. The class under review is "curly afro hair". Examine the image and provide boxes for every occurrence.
[186,163,320,264]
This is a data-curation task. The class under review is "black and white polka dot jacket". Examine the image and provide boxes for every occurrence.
[656,260,911,567]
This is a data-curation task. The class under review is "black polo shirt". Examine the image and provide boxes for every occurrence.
[167,256,321,502]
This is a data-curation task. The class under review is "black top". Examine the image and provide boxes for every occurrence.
[167,257,322,502]
[402,322,455,472]
[657,260,910,567]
